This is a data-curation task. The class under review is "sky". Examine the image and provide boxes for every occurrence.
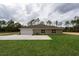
[0,0,79,25]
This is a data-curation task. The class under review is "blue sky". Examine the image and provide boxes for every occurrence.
[0,1,79,25]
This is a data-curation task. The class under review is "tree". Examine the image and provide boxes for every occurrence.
[71,20,76,31]
[46,20,52,26]
[0,20,6,25]
[0,20,6,27]
[73,16,79,32]
[71,20,76,26]
[27,18,40,26]
[14,22,21,31]
[15,22,21,27]
[0,20,6,32]
[7,20,14,25]
[65,21,70,32]
[65,21,70,27]
[27,19,35,26]
[7,20,15,27]
[0,19,22,32]
[35,18,40,25]
[55,20,58,26]
[6,20,14,32]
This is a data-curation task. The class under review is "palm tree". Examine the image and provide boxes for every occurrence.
[35,18,40,25]
[27,18,40,26]
[27,19,35,26]
[46,20,52,26]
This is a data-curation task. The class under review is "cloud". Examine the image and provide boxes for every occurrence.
[0,4,13,19]
[55,3,79,13]
[26,4,33,14]
[0,3,79,25]
[0,4,23,20]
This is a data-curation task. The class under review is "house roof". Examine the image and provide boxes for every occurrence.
[21,24,63,29]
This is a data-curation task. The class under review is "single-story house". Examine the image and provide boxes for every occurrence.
[19,24,63,35]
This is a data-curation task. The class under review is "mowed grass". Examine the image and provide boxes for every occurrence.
[0,34,79,55]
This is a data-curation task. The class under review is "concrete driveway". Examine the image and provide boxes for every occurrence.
[0,35,51,40]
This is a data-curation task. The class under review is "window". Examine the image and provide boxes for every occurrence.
[41,29,45,33]
[52,29,56,33]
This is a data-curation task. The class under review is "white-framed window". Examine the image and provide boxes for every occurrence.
[52,29,56,33]
[41,29,45,33]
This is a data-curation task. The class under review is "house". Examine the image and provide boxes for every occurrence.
[19,24,63,35]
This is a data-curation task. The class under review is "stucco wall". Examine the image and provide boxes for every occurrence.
[33,29,62,35]
[56,29,63,34]
[20,28,62,35]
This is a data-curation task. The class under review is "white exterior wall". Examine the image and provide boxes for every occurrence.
[20,28,33,35]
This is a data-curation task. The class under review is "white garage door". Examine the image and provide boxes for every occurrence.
[20,28,33,35]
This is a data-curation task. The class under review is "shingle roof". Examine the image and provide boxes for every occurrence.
[25,24,63,29]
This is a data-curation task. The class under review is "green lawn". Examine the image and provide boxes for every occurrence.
[0,34,79,56]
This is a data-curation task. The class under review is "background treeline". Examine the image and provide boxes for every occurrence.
[27,17,79,32]
[64,16,79,32]
[0,16,79,32]
[0,20,22,32]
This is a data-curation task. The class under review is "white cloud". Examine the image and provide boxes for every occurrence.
[0,0,28,5]
[0,3,79,25]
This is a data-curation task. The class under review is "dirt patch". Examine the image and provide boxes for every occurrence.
[63,32,79,35]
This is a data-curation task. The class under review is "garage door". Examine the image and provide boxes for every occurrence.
[20,28,33,35]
